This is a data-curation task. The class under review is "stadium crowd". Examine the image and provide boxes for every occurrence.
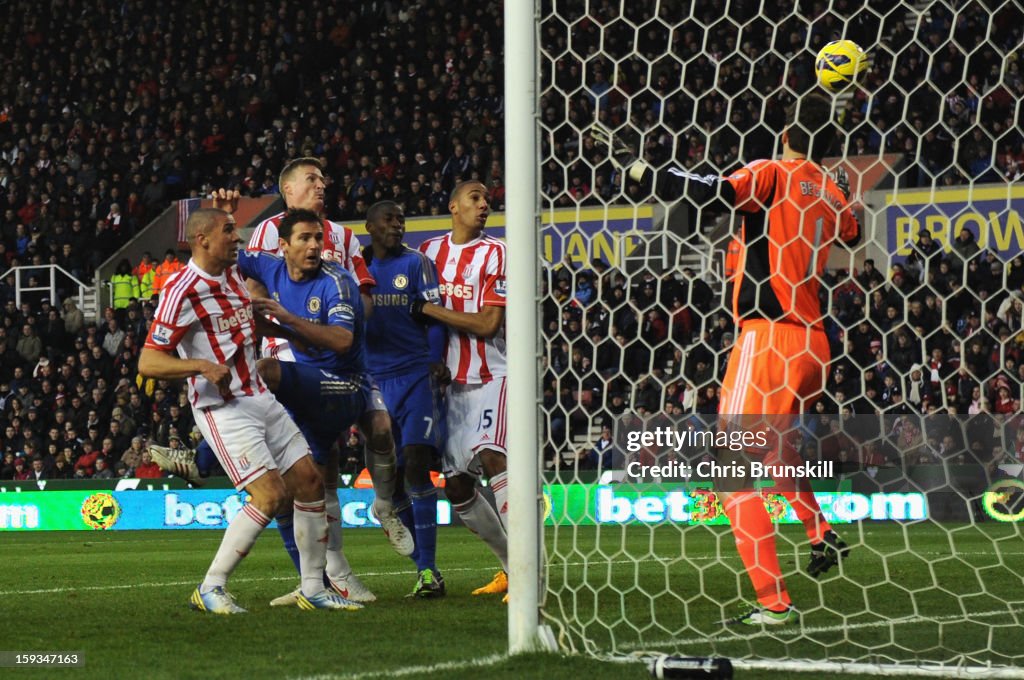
[544,235,1024,472]
[0,0,1022,479]
[541,0,1024,207]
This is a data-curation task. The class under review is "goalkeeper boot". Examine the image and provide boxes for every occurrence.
[726,606,798,626]
[329,572,377,603]
[807,530,850,578]
[269,585,302,607]
[409,569,446,599]
[296,589,364,611]
[150,444,203,486]
[472,570,508,596]
[372,505,415,556]
[190,585,247,614]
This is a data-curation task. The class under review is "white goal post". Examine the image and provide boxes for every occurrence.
[504,0,544,654]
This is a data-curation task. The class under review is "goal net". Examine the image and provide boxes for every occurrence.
[533,0,1024,675]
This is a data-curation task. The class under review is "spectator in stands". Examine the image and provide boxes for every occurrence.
[133,449,162,479]
[952,229,980,267]
[11,457,29,481]
[73,439,100,477]
[15,324,41,365]
[62,297,84,337]
[109,259,139,312]
[27,456,46,482]
[92,456,114,479]
[151,249,183,297]
[120,435,144,473]
[583,425,622,470]
[101,318,125,358]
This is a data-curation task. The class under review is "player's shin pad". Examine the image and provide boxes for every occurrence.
[368,445,398,508]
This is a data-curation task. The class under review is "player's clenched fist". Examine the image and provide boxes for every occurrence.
[200,361,232,397]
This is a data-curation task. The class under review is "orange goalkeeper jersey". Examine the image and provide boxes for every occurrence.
[653,158,859,328]
[724,158,859,327]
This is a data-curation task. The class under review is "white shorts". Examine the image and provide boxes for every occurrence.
[444,377,507,476]
[195,390,309,490]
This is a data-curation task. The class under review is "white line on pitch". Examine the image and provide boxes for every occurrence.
[4,550,1022,597]
[289,653,509,680]
[618,606,1024,651]
[0,560,639,596]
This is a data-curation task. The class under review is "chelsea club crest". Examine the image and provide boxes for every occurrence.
[307,297,321,313]
[393,274,409,290]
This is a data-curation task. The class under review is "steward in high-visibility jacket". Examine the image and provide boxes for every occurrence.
[110,258,140,310]
[139,267,156,300]
[152,249,183,296]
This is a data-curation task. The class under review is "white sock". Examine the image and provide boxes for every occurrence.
[324,488,352,579]
[293,499,328,597]
[369,444,397,514]
[489,471,509,532]
[454,491,508,573]
[202,504,270,591]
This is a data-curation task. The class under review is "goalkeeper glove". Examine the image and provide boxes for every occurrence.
[830,166,851,201]
[410,298,429,324]
[589,123,651,182]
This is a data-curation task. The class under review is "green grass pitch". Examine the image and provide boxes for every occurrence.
[0,523,1021,679]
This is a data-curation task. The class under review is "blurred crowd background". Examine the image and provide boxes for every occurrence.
[0,0,1022,479]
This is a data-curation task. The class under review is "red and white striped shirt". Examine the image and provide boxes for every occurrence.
[419,233,507,384]
[248,212,375,288]
[144,261,265,409]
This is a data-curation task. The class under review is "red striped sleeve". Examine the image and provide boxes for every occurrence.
[248,214,282,252]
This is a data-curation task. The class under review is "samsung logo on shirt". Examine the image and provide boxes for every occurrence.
[373,293,410,306]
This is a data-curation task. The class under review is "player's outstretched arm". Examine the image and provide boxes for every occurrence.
[415,301,504,339]
[251,296,353,354]
[589,123,647,178]
[588,124,734,209]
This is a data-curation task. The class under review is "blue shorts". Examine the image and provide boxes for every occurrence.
[276,362,368,464]
[377,370,445,456]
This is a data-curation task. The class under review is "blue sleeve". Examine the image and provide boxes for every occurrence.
[323,265,358,332]
[415,251,442,304]
[427,323,446,363]
[237,250,271,283]
[406,252,445,360]
[235,250,260,280]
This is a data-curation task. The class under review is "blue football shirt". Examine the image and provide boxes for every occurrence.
[365,246,441,379]
[238,250,366,376]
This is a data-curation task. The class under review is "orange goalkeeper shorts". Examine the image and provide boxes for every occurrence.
[719,319,830,418]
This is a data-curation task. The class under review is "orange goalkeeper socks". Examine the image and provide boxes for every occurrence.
[721,491,791,611]
[769,441,832,544]
[782,489,832,544]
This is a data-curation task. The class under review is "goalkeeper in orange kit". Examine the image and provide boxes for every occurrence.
[592,92,860,625]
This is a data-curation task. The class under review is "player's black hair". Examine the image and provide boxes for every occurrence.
[448,180,487,205]
[366,200,400,224]
[278,208,322,243]
[784,93,838,164]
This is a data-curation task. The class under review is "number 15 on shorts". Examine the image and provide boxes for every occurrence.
[478,409,493,431]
